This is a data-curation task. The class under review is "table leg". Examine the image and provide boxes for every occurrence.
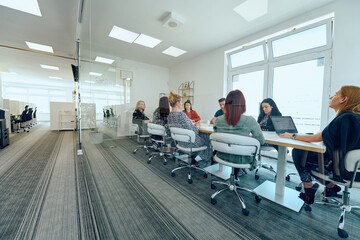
[275,146,287,196]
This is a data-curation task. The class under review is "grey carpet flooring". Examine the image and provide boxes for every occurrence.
[1,126,359,240]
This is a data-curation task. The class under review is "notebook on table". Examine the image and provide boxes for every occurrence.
[270,116,298,134]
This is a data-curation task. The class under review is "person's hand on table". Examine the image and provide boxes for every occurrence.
[279,132,292,139]
[195,121,201,129]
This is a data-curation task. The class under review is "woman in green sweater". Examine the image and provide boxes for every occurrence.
[214,89,265,179]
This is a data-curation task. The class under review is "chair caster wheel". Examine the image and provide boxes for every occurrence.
[203,173,208,178]
[274,175,277,179]
[286,175,290,181]
[147,160,151,164]
[295,186,302,191]
[171,172,175,177]
[242,208,249,216]
[304,204,312,212]
[188,178,193,184]
[255,174,259,180]
[163,161,167,165]
[211,184,216,189]
[146,152,150,155]
[337,228,349,238]
[211,198,217,205]
[255,195,262,203]
[133,151,136,154]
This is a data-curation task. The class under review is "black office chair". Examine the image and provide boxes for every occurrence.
[33,107,37,124]
[26,108,33,127]
[15,108,29,132]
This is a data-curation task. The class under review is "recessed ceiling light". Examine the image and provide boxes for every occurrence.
[85,80,95,84]
[0,0,42,16]
[108,26,139,43]
[234,0,268,22]
[89,72,102,76]
[162,46,187,57]
[134,34,162,48]
[40,64,59,70]
[25,41,54,53]
[95,56,115,64]
[49,76,62,80]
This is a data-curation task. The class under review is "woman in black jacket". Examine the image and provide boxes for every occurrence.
[257,98,282,131]
[280,85,360,204]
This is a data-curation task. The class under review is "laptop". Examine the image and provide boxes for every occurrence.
[270,116,298,134]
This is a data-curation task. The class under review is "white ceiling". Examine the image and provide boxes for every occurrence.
[0,0,335,85]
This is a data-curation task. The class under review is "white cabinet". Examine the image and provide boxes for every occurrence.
[59,111,76,130]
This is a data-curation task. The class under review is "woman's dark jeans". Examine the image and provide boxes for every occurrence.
[292,149,320,182]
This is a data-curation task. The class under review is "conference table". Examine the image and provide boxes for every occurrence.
[199,124,326,212]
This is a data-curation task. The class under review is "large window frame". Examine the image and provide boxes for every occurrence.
[226,18,333,130]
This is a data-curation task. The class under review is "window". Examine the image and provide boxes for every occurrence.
[226,18,332,132]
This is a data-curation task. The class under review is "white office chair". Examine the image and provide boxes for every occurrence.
[310,149,360,239]
[210,133,262,216]
[254,145,277,180]
[170,127,208,184]
[132,123,151,155]
[147,123,171,165]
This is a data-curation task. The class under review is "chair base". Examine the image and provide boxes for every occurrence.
[171,155,208,184]
[211,169,261,216]
[311,187,360,238]
[148,148,172,165]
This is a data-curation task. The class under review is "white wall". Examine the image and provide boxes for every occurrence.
[169,0,360,124]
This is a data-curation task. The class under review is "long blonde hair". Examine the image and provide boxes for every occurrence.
[168,90,182,107]
[337,85,360,116]
[135,100,146,114]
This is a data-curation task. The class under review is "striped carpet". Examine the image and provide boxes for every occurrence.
[0,125,359,239]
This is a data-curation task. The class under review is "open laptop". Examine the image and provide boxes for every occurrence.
[270,116,298,134]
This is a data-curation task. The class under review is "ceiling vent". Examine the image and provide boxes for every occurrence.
[162,12,184,29]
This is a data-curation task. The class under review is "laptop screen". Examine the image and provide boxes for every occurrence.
[270,116,298,134]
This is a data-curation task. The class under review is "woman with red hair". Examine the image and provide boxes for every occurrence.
[213,89,265,179]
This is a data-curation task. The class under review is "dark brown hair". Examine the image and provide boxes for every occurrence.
[224,90,246,126]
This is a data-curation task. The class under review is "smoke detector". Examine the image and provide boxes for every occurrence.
[162,12,184,29]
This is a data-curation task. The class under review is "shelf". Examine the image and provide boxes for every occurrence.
[179,88,193,91]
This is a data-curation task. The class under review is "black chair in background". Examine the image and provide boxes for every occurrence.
[15,107,29,133]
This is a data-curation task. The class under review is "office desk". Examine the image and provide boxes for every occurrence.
[199,125,326,212]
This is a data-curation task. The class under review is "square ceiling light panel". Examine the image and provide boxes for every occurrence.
[95,56,115,64]
[234,0,268,22]
[89,72,102,77]
[0,0,42,16]
[109,26,139,43]
[134,34,162,48]
[40,64,59,70]
[26,41,53,53]
[162,46,186,57]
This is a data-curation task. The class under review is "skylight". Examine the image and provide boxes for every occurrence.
[89,72,102,76]
[0,0,42,17]
[49,76,62,80]
[134,34,162,48]
[95,56,115,64]
[40,64,59,70]
[108,26,139,43]
[26,41,53,53]
[162,46,186,57]
[233,0,268,22]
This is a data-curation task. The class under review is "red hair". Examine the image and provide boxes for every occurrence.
[225,90,246,126]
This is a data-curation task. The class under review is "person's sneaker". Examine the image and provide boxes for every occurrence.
[299,183,319,204]
[322,185,342,198]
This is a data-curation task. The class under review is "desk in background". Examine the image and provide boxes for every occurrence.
[199,124,325,212]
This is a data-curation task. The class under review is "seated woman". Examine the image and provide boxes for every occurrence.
[280,85,360,204]
[182,100,201,122]
[214,90,265,179]
[167,90,212,163]
[257,98,282,131]
[133,100,151,123]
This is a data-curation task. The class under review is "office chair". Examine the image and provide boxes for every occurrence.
[307,150,360,239]
[132,120,151,155]
[15,108,29,133]
[254,145,277,179]
[170,127,208,184]
[33,107,37,124]
[147,123,171,165]
[210,133,262,216]
[26,108,33,127]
